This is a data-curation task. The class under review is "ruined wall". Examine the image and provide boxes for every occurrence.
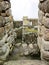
[38,0,49,60]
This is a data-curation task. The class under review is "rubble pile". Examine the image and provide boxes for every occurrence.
[38,0,49,60]
[0,0,16,61]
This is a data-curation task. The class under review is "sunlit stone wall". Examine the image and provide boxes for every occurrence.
[38,0,49,60]
[0,0,16,61]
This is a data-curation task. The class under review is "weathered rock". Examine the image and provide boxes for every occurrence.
[0,43,10,61]
[38,10,44,25]
[1,1,11,11]
[16,43,21,47]
[6,9,11,16]
[39,0,49,13]
[5,16,13,23]
[42,38,49,51]
[41,38,49,60]
[1,9,11,17]
[7,29,17,44]
[38,0,49,61]
[22,43,27,48]
[28,44,34,54]
[9,16,13,22]
[0,34,8,47]
[0,0,14,62]
[44,17,49,28]
[1,12,6,17]
[37,37,42,49]
[33,44,39,54]
[0,29,16,61]
[5,17,11,23]
[0,27,5,39]
[29,44,33,49]
[22,43,29,55]
[5,22,13,33]
[0,34,9,60]
[0,16,6,27]
[43,28,49,41]
[38,25,46,37]
[21,42,39,55]
[45,13,49,17]
[0,2,2,12]
[38,25,43,37]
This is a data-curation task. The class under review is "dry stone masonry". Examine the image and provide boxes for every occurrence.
[38,0,49,60]
[0,0,45,64]
[0,0,16,62]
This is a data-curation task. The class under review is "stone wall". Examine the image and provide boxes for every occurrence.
[0,0,40,63]
[38,0,49,60]
[0,0,16,62]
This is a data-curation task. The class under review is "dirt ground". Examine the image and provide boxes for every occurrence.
[4,60,48,65]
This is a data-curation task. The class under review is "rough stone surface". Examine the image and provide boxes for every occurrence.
[38,10,44,25]
[0,27,5,40]
[38,0,49,61]
[43,28,49,41]
[39,0,49,13]
[1,1,11,11]
[0,16,6,27]
[44,17,49,28]
[0,0,16,62]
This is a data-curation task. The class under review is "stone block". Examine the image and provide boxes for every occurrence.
[0,2,2,12]
[37,37,42,49]
[45,13,49,17]
[44,17,49,28]
[1,1,11,11]
[9,16,13,22]
[5,22,13,33]
[41,38,49,60]
[6,9,11,16]
[43,28,49,41]
[0,16,6,27]
[39,0,49,13]
[0,27,5,39]
[38,10,45,25]
[1,9,11,17]
[38,25,45,37]
[1,12,6,17]
[5,16,13,23]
